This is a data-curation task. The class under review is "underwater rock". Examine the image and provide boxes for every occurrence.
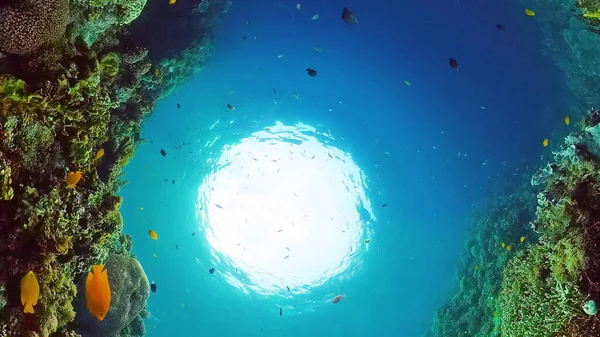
[0,281,5,311]
[73,254,149,336]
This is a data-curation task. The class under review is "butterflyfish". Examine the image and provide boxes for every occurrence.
[66,171,83,188]
[85,265,111,321]
[501,242,505,248]
[520,236,526,243]
[525,9,535,16]
[21,271,39,314]
[564,116,570,125]
[95,148,105,161]
[543,138,549,147]
[148,229,158,240]
[506,245,512,252]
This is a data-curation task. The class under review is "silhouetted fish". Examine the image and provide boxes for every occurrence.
[280,307,282,316]
[448,57,459,71]
[160,149,166,157]
[150,282,157,293]
[177,103,180,109]
[496,24,505,30]
[341,7,358,24]
[306,68,318,77]
[209,267,215,274]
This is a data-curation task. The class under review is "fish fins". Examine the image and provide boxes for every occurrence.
[24,303,34,314]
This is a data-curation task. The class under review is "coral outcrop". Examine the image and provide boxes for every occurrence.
[73,254,150,336]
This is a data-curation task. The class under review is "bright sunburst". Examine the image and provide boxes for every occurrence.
[197,122,374,294]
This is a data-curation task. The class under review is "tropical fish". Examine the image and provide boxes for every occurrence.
[525,9,535,16]
[381,203,388,208]
[496,24,505,30]
[404,80,412,86]
[209,267,215,274]
[148,229,158,240]
[279,307,283,316]
[176,103,180,109]
[151,282,157,293]
[155,68,160,77]
[95,148,105,161]
[160,149,166,157]
[169,0,176,4]
[364,239,371,243]
[520,236,526,243]
[501,242,505,248]
[332,295,343,303]
[312,14,320,20]
[86,265,111,321]
[564,116,570,125]
[227,104,236,111]
[277,54,284,58]
[296,3,301,9]
[448,57,459,71]
[139,207,143,211]
[286,286,291,291]
[506,245,512,252]
[306,68,318,77]
[543,138,549,147]
[153,254,156,259]
[21,271,39,314]
[475,265,479,270]
[341,7,358,24]
[66,171,83,188]
[313,47,322,52]
[294,91,299,99]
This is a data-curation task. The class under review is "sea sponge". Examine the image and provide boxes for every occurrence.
[0,0,70,55]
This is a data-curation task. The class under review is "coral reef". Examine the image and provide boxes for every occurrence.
[73,254,150,337]
[0,0,229,335]
[431,110,600,336]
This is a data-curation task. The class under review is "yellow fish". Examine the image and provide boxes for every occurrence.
[139,207,144,211]
[169,0,176,4]
[154,68,160,77]
[404,80,412,86]
[506,245,512,252]
[584,10,600,20]
[86,265,111,321]
[474,265,479,270]
[520,236,525,243]
[525,9,535,16]
[543,138,549,147]
[95,148,104,161]
[564,115,570,125]
[66,171,83,188]
[501,242,505,248]
[21,271,39,314]
[149,229,158,240]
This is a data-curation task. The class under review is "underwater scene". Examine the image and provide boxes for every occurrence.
[3,0,600,336]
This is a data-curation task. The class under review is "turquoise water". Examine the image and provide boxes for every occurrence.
[119,1,571,335]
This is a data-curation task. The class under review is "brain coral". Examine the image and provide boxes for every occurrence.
[0,0,70,55]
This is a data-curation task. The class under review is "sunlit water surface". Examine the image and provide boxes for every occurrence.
[197,122,375,298]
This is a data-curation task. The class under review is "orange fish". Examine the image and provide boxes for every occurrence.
[21,271,39,314]
[86,265,111,321]
[227,104,236,111]
[332,295,343,303]
[66,171,83,188]
[149,229,158,240]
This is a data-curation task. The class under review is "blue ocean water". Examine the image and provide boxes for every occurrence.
[119,1,571,336]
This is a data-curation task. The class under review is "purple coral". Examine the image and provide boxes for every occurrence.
[0,0,70,55]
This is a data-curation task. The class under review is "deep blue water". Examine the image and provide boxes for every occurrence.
[119,0,572,336]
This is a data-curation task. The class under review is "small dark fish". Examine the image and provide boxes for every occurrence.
[215,204,223,209]
[258,67,262,72]
[176,244,178,250]
[209,267,215,274]
[286,286,290,291]
[242,35,247,40]
[306,68,318,77]
[192,232,196,236]
[381,203,388,208]
[150,282,157,293]
[496,24,505,30]
[177,103,181,109]
[160,149,167,157]
[448,57,459,71]
[279,307,282,316]
[273,89,276,94]
[284,255,289,259]
[286,247,290,251]
[227,104,236,110]
[341,7,358,24]
[172,180,175,184]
